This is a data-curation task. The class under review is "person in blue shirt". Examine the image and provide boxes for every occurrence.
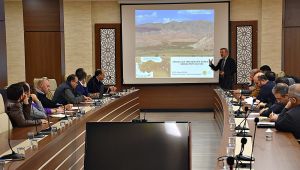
[75,68,100,98]
[75,68,89,96]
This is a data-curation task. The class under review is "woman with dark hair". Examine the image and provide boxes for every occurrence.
[17,82,48,120]
[6,83,44,127]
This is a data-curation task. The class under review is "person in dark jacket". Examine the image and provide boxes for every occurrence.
[255,73,276,107]
[275,84,300,139]
[260,83,289,117]
[87,69,117,95]
[6,83,43,127]
[36,77,70,113]
[75,68,99,98]
[52,74,91,105]
[209,48,237,90]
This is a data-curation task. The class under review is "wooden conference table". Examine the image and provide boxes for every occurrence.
[214,89,300,170]
[0,90,140,170]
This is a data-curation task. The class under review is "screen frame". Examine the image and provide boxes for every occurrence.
[120,1,231,85]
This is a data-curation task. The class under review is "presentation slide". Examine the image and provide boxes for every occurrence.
[121,3,229,84]
[135,9,214,79]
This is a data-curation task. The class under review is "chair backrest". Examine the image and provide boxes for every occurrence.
[0,94,12,134]
[33,78,57,100]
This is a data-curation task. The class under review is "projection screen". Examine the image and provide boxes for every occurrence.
[121,2,229,84]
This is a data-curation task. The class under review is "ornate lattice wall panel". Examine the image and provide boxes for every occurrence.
[236,26,253,84]
[100,28,116,85]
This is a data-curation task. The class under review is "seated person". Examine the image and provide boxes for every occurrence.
[275,76,296,86]
[274,84,300,139]
[260,83,289,117]
[52,74,92,104]
[36,77,68,114]
[255,73,276,108]
[6,83,43,127]
[259,65,272,73]
[265,71,276,81]
[75,68,99,98]
[232,69,261,98]
[87,69,117,95]
[17,82,47,119]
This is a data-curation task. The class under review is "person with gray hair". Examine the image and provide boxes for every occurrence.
[275,84,300,139]
[260,83,289,117]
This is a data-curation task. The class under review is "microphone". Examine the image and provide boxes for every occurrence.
[30,104,44,138]
[235,107,252,137]
[60,104,69,120]
[250,117,259,170]
[142,112,147,123]
[226,156,235,170]
[60,89,69,120]
[235,137,254,162]
[0,107,25,161]
[235,106,250,131]
[250,98,257,112]
[132,112,147,123]
[39,111,52,134]
[234,95,244,118]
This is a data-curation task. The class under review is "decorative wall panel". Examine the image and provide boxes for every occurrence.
[236,26,252,84]
[231,21,257,85]
[100,28,116,85]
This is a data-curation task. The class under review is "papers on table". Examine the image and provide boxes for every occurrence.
[71,106,82,110]
[245,97,254,105]
[257,122,275,128]
[80,101,94,104]
[50,114,69,118]
[247,112,260,120]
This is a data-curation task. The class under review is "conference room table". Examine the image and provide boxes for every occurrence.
[214,89,300,170]
[0,90,140,170]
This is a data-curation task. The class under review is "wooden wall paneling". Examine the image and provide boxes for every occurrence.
[22,0,62,31]
[24,32,62,84]
[284,0,300,27]
[133,85,216,110]
[23,0,64,84]
[283,0,300,77]
[283,27,300,78]
[0,0,7,88]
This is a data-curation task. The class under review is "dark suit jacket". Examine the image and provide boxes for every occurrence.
[261,102,285,117]
[36,91,59,108]
[87,76,108,94]
[52,82,85,105]
[257,81,276,106]
[275,105,300,139]
[209,57,236,90]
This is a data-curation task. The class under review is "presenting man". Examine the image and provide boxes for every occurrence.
[209,48,236,90]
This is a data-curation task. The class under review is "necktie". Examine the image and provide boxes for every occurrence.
[221,59,226,71]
